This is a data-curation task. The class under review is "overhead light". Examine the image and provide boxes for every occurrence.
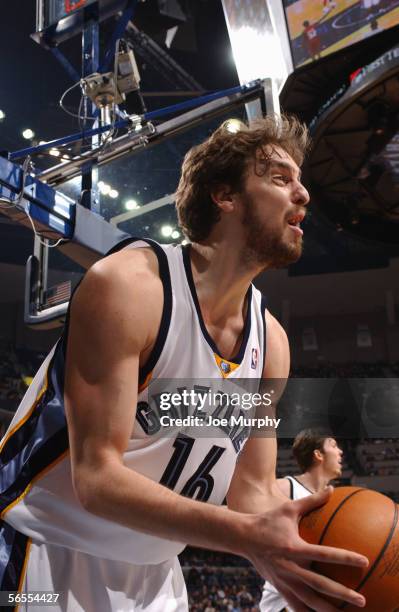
[161,225,173,237]
[0,110,5,121]
[125,199,139,210]
[224,118,242,133]
[49,148,60,157]
[22,128,35,139]
[171,230,180,239]
[181,239,188,245]
[39,140,47,145]
[109,189,119,199]
[99,182,111,195]
[62,154,70,160]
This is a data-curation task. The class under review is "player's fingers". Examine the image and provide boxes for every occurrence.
[298,541,369,568]
[292,563,366,608]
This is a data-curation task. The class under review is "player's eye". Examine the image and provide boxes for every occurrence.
[274,175,290,183]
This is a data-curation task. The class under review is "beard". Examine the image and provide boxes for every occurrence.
[241,195,303,269]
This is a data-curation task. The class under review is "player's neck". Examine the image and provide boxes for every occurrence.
[297,469,331,493]
[189,241,262,321]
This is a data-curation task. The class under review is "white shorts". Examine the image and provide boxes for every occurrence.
[18,538,188,611]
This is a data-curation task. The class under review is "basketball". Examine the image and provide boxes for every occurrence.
[299,487,399,610]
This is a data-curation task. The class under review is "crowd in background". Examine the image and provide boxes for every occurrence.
[356,438,399,478]
[290,361,392,378]
[0,340,44,403]
[183,565,262,612]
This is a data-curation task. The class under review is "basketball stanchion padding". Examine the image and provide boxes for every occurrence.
[299,486,399,611]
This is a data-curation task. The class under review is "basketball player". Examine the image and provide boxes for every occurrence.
[302,20,322,61]
[0,116,368,611]
[322,0,337,16]
[260,430,344,612]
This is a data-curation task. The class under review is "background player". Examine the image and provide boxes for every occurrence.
[260,429,344,612]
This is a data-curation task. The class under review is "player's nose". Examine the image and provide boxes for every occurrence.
[293,181,310,207]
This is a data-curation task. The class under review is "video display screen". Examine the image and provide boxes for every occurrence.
[283,0,399,68]
[41,0,97,29]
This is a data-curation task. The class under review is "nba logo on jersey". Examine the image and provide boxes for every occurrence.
[251,348,258,369]
[220,361,231,374]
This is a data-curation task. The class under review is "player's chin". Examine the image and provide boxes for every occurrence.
[284,239,303,262]
[270,246,302,270]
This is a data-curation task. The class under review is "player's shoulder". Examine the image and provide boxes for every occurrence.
[82,246,162,296]
[68,246,165,349]
[96,245,160,282]
[72,246,164,323]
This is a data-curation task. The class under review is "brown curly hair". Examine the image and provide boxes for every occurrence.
[175,114,309,242]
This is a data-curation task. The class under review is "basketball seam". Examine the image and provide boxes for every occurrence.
[317,488,364,546]
[339,498,398,610]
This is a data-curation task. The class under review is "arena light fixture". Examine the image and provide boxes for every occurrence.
[109,189,119,199]
[0,110,5,121]
[161,225,173,237]
[181,239,188,245]
[224,118,242,133]
[98,181,111,195]
[125,199,139,210]
[171,230,180,239]
[49,148,60,157]
[22,129,35,140]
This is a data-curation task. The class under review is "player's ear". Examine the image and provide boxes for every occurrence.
[314,449,323,463]
[210,183,235,213]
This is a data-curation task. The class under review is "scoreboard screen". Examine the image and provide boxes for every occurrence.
[283,0,399,68]
[35,0,127,43]
[38,0,98,30]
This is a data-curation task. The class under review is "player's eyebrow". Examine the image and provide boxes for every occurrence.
[269,158,302,181]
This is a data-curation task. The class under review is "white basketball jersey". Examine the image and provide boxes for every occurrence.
[260,476,311,612]
[0,239,267,566]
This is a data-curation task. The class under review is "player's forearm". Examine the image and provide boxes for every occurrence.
[76,460,250,557]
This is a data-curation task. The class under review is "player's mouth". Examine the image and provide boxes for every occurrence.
[287,212,305,236]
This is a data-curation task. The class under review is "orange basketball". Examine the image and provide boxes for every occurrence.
[299,486,399,611]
